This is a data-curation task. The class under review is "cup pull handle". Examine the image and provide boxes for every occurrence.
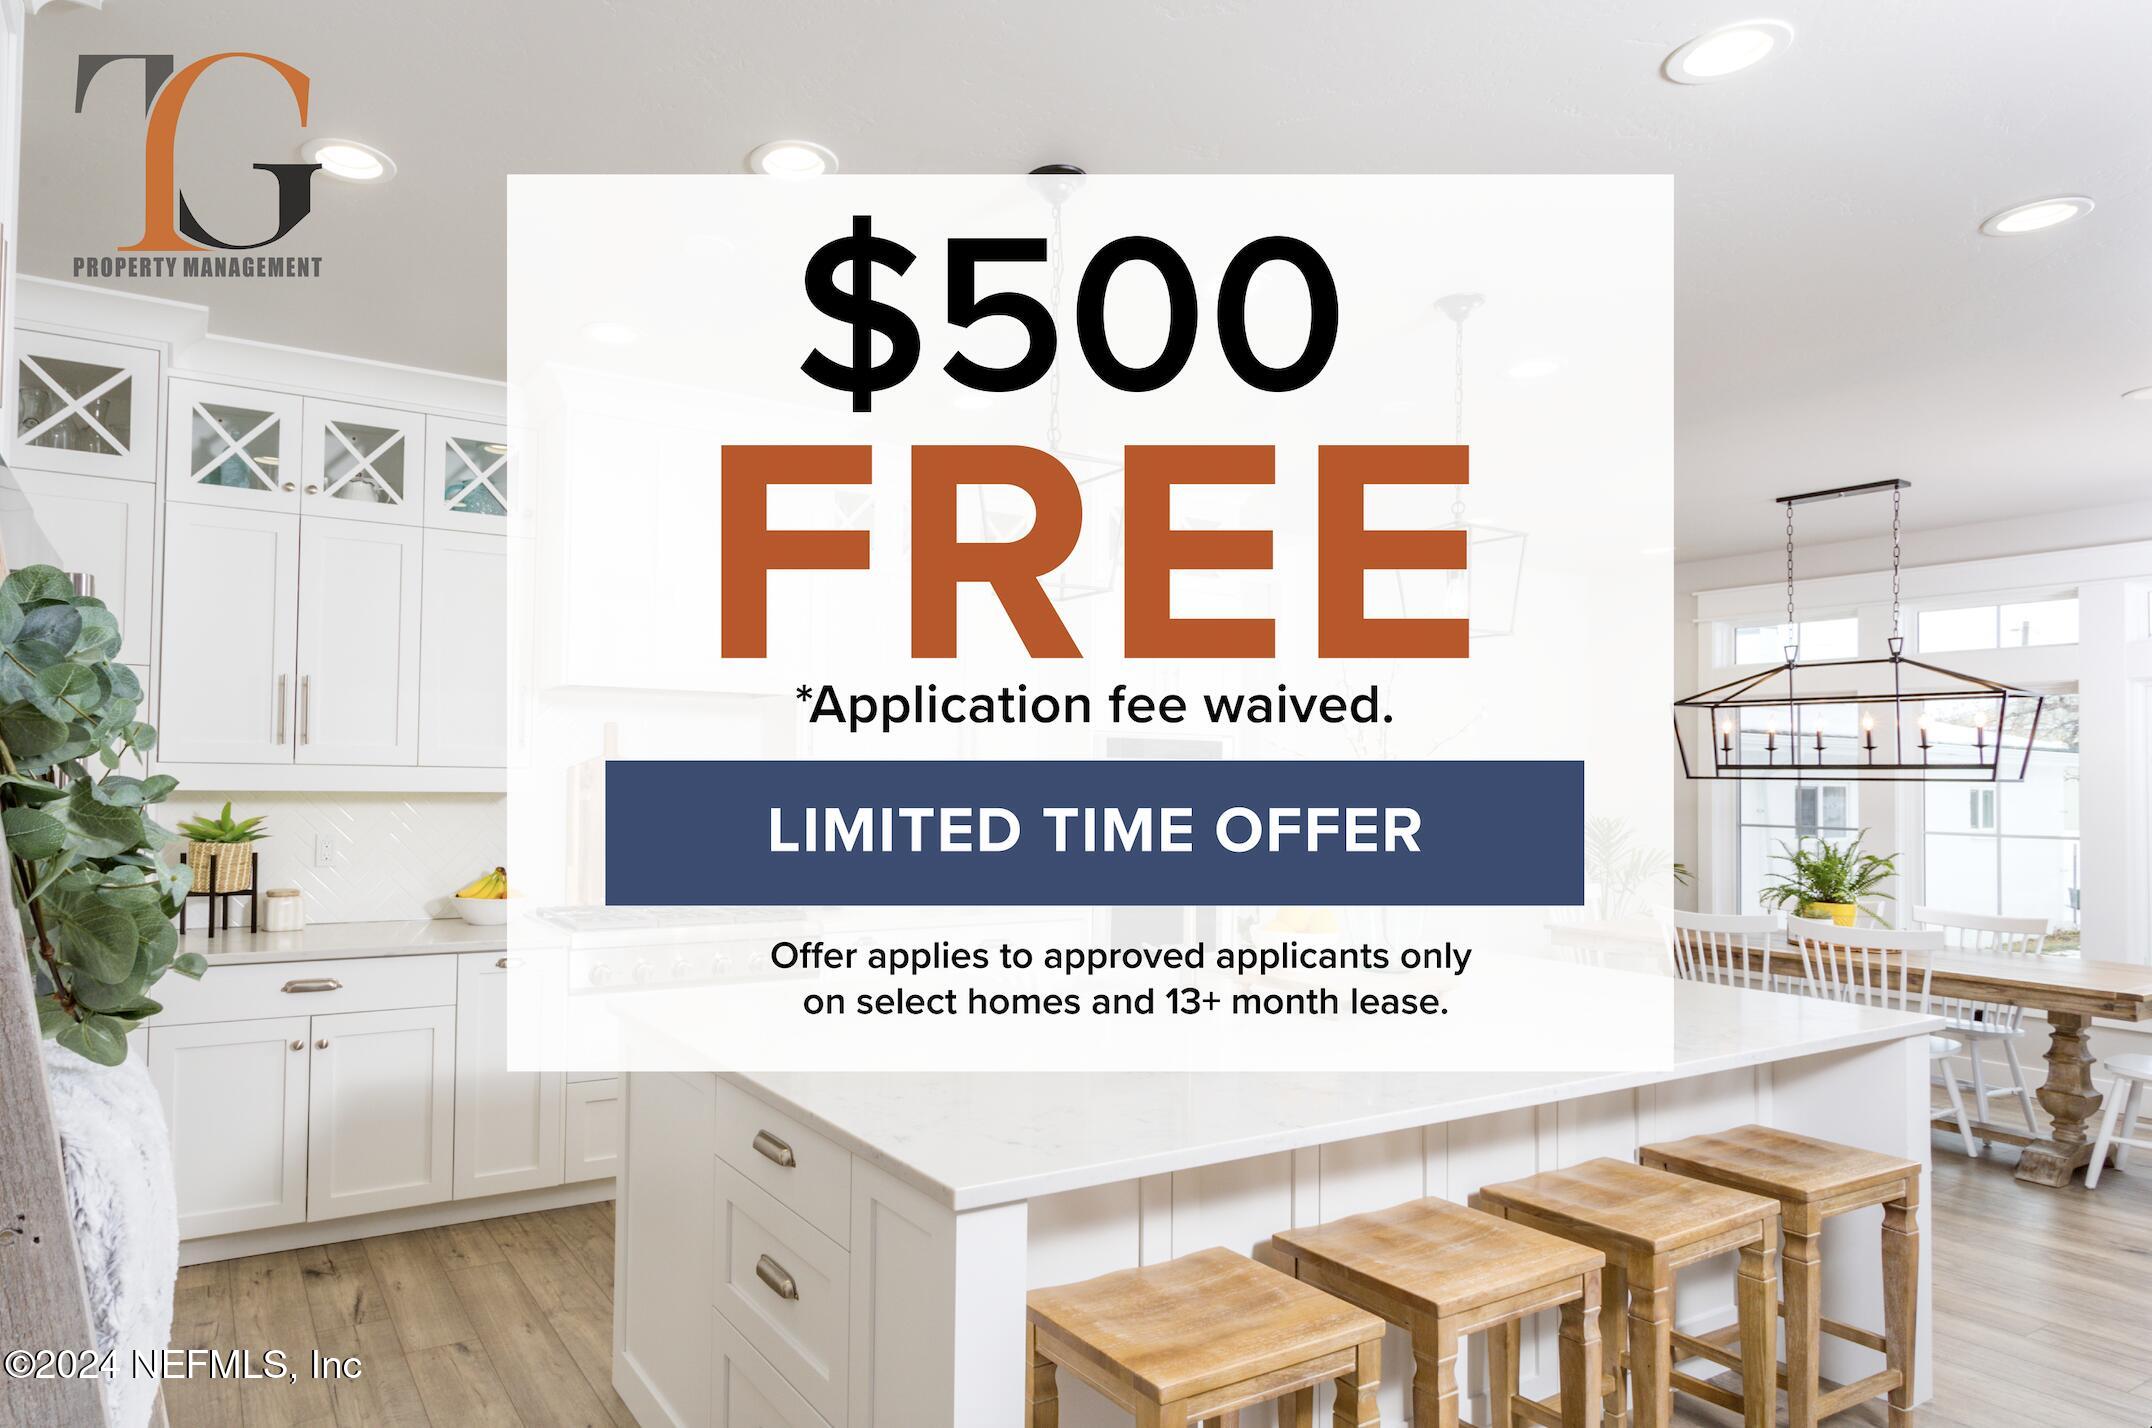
[496,956,518,969]
[282,978,342,993]
[751,1130,796,1169]
[754,1254,799,1301]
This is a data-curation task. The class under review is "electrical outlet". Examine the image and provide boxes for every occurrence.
[314,833,340,868]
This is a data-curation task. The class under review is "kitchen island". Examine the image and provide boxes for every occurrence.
[611,969,1937,1428]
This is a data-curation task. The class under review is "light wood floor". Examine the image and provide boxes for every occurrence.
[165,1148,2152,1428]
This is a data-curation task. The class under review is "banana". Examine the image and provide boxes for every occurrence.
[457,866,511,899]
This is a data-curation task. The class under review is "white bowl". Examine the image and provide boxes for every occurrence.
[453,896,511,926]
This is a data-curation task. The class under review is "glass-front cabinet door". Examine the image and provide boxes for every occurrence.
[11,330,160,482]
[165,377,304,510]
[301,397,424,525]
[425,416,514,531]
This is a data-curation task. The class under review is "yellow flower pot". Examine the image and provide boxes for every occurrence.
[1801,901,1858,926]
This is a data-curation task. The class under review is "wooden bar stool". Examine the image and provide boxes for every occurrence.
[1026,1246,1386,1428]
[1269,1196,1606,1428]
[1640,1125,1920,1428]
[1473,1158,1780,1428]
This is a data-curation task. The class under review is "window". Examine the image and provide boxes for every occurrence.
[1733,616,1858,664]
[1738,776,1860,915]
[1917,597,2078,653]
[1923,693,2080,949]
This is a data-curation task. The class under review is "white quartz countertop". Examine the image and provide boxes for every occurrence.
[183,918,506,965]
[701,973,1938,1210]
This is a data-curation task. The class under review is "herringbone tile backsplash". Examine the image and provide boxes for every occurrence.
[161,792,508,924]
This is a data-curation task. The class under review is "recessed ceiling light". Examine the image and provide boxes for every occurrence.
[1506,358,1561,380]
[582,321,639,346]
[1663,20,1794,83]
[747,139,837,176]
[1979,195,2094,236]
[2123,386,2152,402]
[300,137,395,183]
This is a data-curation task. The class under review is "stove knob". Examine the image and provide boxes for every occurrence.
[673,958,692,980]
[632,959,656,984]
[586,964,614,987]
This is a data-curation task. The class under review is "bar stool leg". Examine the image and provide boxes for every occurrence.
[1485,1317,1519,1428]
[1736,1225,1779,1428]
[1138,1401,1192,1428]
[1600,1262,1629,1428]
[1883,1194,1920,1428]
[1332,1341,1380,1428]
[1559,1274,1604,1428]
[1626,1265,1674,1428]
[1026,1325,1058,1428]
[1411,1321,1460,1428]
[1279,1388,1316,1428]
[1783,1226,1822,1428]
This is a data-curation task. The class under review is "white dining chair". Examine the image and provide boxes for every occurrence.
[1785,917,1982,1157]
[1661,909,1781,990]
[2086,1055,2152,1189]
[1913,906,2049,1139]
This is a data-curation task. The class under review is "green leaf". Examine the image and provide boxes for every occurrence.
[34,994,73,1038]
[59,780,143,858]
[69,969,149,1013]
[0,703,68,757]
[1,565,75,605]
[0,774,67,805]
[14,603,84,665]
[51,892,139,983]
[72,606,122,659]
[3,805,66,859]
[0,592,23,645]
[173,952,207,980]
[31,662,101,721]
[56,1015,130,1067]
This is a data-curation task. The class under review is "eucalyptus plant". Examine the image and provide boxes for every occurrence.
[0,564,198,1066]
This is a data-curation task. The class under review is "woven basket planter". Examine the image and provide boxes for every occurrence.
[188,841,255,893]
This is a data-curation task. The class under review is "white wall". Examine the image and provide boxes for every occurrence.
[162,791,505,925]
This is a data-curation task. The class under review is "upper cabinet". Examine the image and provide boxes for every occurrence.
[12,331,159,482]
[303,397,425,526]
[426,415,515,530]
[165,377,303,510]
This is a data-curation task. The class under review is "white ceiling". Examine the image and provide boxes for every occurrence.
[17,1,2152,559]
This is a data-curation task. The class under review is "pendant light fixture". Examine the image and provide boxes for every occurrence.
[1401,293,1525,637]
[1673,480,2045,782]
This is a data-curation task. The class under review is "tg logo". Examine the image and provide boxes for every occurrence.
[76,51,320,253]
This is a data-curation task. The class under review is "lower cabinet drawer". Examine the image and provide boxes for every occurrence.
[714,1159,849,1426]
[713,1076,850,1247]
[152,954,457,1025]
[715,1307,833,1428]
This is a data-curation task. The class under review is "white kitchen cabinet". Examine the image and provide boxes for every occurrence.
[11,329,159,482]
[295,519,422,764]
[425,415,514,531]
[165,377,303,511]
[156,502,299,764]
[148,1016,310,1238]
[419,528,506,766]
[302,396,425,526]
[564,1077,621,1182]
[0,468,155,663]
[453,952,563,1198]
[715,1310,829,1428]
[306,1004,456,1221]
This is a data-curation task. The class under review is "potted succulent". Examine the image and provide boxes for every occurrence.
[175,800,265,893]
[1758,831,1898,927]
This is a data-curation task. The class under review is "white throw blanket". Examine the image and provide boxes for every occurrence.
[43,1042,178,1428]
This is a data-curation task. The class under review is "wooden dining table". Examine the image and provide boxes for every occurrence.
[1759,941,2152,1187]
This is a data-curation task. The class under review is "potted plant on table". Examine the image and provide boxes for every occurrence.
[175,800,266,892]
[1758,830,1899,927]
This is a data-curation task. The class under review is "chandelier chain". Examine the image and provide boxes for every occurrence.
[1784,500,1797,657]
[1891,484,1904,640]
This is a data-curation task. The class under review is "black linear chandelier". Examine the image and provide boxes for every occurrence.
[1674,480,2045,783]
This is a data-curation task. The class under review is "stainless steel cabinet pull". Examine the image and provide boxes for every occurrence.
[289,1039,304,1051]
[751,1131,796,1168]
[282,978,342,993]
[281,481,296,493]
[300,675,311,744]
[305,484,321,495]
[495,956,518,969]
[316,1038,330,1049]
[277,674,288,744]
[753,1254,799,1301]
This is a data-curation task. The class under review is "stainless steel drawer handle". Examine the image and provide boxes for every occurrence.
[754,1254,799,1301]
[752,1130,796,1169]
[496,956,519,969]
[276,674,288,745]
[281,978,342,993]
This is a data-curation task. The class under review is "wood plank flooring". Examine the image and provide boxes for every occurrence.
[163,1150,2152,1428]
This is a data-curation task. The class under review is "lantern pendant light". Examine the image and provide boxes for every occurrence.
[1673,480,2044,782]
